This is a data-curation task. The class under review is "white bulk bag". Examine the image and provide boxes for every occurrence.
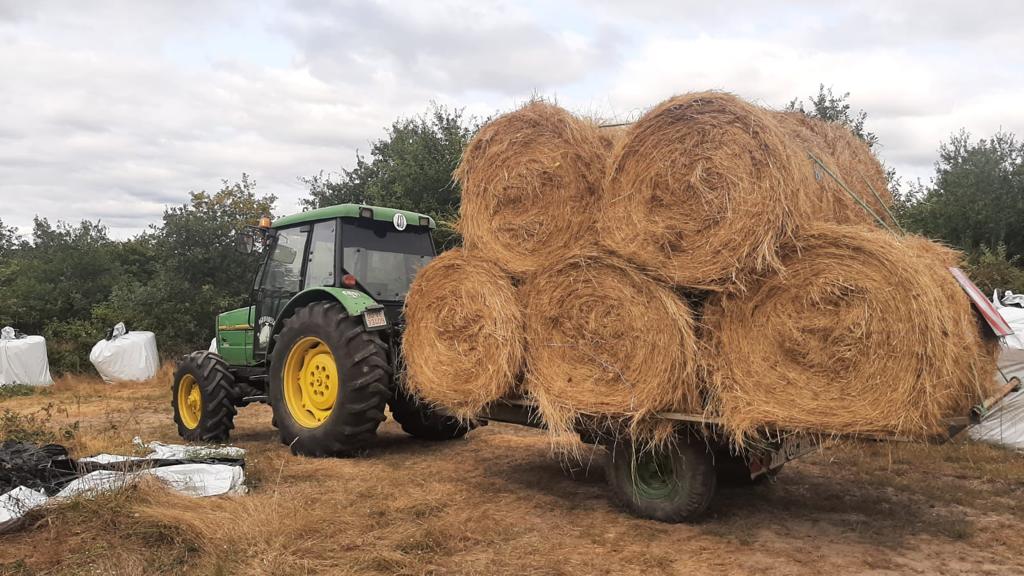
[969,362,1024,449]
[89,329,159,383]
[0,333,54,386]
[997,305,1024,354]
[970,296,1024,449]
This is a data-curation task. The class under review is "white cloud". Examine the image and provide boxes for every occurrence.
[0,0,1020,237]
[276,0,618,95]
[602,29,1024,182]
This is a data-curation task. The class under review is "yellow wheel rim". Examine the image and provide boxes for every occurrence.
[177,374,202,430]
[283,336,339,428]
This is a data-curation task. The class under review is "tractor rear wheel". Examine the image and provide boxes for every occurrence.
[269,301,392,457]
[389,390,472,441]
[605,437,716,522]
[171,351,239,442]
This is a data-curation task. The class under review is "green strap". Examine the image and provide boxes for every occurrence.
[859,174,906,233]
[808,153,893,234]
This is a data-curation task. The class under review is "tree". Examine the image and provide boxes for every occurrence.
[787,84,878,148]
[0,218,19,262]
[100,175,277,354]
[0,175,276,373]
[0,219,124,371]
[301,103,477,247]
[0,219,119,333]
[901,130,1024,259]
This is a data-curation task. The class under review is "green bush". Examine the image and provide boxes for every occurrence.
[0,404,77,444]
[965,244,1024,295]
[0,384,41,402]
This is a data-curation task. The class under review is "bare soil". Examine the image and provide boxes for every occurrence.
[2,369,1024,575]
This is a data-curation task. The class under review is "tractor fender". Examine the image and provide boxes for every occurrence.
[267,287,383,354]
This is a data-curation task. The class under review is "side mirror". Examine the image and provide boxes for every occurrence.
[235,231,255,254]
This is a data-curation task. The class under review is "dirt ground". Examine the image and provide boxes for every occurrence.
[2,369,1024,575]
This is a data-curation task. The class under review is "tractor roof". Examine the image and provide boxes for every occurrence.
[272,204,436,229]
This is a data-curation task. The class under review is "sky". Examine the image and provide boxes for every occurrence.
[0,0,1021,238]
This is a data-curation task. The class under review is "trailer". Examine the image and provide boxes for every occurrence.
[478,373,1019,522]
[478,274,1018,522]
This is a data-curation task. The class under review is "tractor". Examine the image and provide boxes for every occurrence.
[171,204,469,456]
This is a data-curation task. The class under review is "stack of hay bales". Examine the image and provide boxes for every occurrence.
[403,92,999,447]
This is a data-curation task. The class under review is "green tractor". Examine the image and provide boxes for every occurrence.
[171,204,469,456]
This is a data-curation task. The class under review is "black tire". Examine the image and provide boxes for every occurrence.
[389,389,472,441]
[269,301,392,457]
[171,351,240,442]
[605,437,717,522]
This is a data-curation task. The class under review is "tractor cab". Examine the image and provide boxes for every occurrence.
[217,204,437,367]
[172,204,468,456]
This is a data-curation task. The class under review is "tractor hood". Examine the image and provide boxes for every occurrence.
[217,307,254,331]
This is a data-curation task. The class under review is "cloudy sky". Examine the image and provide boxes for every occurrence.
[1,0,1021,238]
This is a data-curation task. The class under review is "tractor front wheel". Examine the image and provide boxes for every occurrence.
[171,351,239,442]
[605,437,717,522]
[269,301,392,457]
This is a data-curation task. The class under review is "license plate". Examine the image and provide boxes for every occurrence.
[769,435,818,469]
[363,309,387,330]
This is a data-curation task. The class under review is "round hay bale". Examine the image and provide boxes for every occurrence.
[522,253,701,444]
[775,111,892,221]
[456,101,610,276]
[600,92,818,291]
[703,224,999,442]
[774,111,878,226]
[403,248,525,419]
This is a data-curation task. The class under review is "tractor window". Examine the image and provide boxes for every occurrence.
[304,220,336,289]
[263,226,308,296]
[341,218,435,302]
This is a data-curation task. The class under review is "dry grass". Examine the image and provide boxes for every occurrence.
[703,225,1000,442]
[455,100,611,277]
[403,248,525,419]
[521,252,700,448]
[3,369,1024,575]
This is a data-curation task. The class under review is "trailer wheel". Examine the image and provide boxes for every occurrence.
[269,301,392,457]
[171,351,240,442]
[605,438,716,522]
[389,390,472,441]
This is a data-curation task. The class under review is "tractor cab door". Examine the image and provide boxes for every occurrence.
[254,225,309,356]
[253,220,338,358]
